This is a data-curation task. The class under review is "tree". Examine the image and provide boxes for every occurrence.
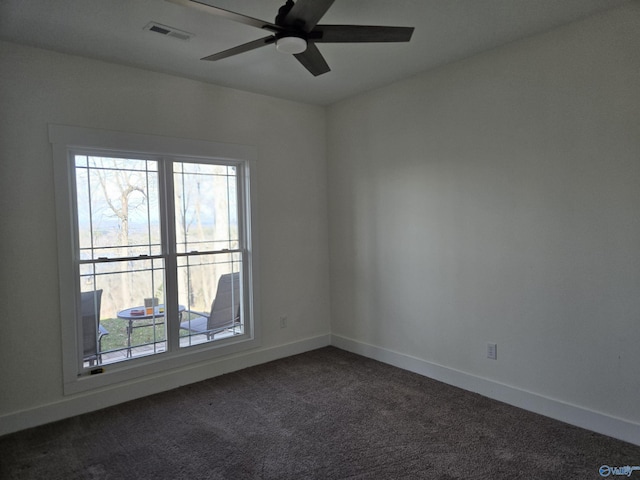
[84,156,158,316]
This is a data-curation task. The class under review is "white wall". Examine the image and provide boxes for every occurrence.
[0,41,331,433]
[327,2,640,438]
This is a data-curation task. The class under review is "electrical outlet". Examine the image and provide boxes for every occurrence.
[487,343,497,360]
[279,316,288,328]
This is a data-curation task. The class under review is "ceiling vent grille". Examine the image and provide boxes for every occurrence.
[144,22,193,41]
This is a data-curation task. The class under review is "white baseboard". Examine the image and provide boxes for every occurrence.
[4,332,637,447]
[0,334,331,437]
[331,334,640,447]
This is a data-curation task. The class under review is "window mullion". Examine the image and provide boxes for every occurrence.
[160,157,180,352]
[237,163,249,334]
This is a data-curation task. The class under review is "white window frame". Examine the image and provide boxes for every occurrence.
[50,125,260,395]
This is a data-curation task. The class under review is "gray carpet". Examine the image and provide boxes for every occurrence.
[1,347,638,479]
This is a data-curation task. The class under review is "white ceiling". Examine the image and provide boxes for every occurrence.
[0,0,629,105]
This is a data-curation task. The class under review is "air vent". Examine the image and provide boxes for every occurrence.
[144,22,193,41]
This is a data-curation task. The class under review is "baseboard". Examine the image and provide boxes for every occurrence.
[4,333,637,446]
[0,334,331,437]
[331,334,640,446]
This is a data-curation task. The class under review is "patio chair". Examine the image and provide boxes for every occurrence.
[180,273,241,339]
[81,289,109,365]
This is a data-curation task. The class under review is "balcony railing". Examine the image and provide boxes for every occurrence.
[84,314,243,368]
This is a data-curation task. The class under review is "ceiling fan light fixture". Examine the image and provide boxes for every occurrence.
[276,36,307,55]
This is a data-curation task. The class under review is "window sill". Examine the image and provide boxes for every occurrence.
[65,333,260,395]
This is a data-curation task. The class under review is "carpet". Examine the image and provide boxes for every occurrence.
[1,347,638,479]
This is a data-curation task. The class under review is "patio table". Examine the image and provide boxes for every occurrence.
[117,304,185,357]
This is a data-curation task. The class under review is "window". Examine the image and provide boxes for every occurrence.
[51,126,259,394]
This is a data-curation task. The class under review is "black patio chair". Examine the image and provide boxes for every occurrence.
[180,273,241,339]
[81,289,109,365]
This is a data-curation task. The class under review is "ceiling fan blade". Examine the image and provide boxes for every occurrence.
[281,0,335,32]
[201,36,276,61]
[166,0,283,33]
[313,25,414,43]
[294,42,330,76]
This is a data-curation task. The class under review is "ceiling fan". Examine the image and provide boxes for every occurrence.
[167,0,415,76]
